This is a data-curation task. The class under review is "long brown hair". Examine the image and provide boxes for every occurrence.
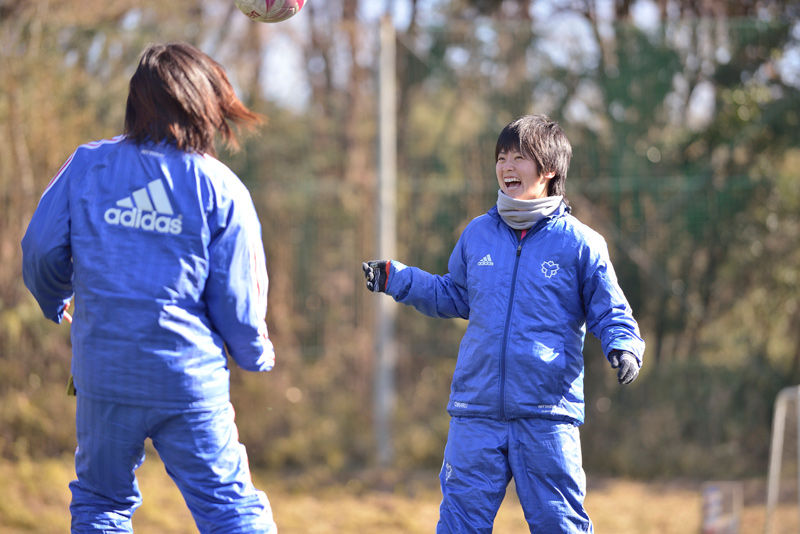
[124,42,262,155]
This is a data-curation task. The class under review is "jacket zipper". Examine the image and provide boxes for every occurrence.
[499,235,524,421]
[497,215,551,420]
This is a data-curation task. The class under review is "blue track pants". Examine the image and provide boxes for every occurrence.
[437,416,592,533]
[69,396,276,533]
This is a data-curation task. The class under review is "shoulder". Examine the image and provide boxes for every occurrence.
[71,135,128,160]
[196,152,235,174]
[77,134,127,150]
[551,213,614,271]
[190,154,258,224]
[42,135,127,197]
[193,153,248,193]
[553,212,607,247]
[461,207,503,237]
[165,151,251,207]
[65,135,129,165]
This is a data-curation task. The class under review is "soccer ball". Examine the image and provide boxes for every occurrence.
[234,0,306,23]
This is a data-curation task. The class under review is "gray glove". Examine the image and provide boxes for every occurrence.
[362,260,389,293]
[609,350,639,385]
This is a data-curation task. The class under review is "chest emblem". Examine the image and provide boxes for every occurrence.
[477,254,494,266]
[541,260,560,278]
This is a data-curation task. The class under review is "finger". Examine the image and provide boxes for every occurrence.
[629,367,639,383]
[362,264,375,282]
[610,354,620,368]
[617,366,629,383]
[618,364,638,384]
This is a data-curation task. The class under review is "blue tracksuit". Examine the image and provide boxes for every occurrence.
[385,203,644,533]
[21,136,276,533]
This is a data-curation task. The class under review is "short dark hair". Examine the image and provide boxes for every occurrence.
[495,115,572,198]
[124,42,261,155]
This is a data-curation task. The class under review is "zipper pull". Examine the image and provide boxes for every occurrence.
[517,242,522,256]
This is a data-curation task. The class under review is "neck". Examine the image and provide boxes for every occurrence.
[496,190,562,230]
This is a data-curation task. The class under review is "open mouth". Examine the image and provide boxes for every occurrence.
[504,177,521,188]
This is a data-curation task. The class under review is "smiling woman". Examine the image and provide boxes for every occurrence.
[361,112,644,532]
[494,114,572,201]
[496,148,550,200]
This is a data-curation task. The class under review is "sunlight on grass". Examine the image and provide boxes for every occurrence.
[2,452,799,533]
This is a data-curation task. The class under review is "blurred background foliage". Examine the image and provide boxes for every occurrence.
[2,0,800,481]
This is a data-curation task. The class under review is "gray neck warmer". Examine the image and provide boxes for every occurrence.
[496,190,563,230]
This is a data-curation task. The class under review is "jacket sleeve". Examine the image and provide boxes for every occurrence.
[204,185,275,372]
[385,236,470,320]
[581,236,645,365]
[21,157,75,323]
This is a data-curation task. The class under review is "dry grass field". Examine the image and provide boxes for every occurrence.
[1,450,797,533]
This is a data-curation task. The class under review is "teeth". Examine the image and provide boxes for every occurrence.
[504,178,520,184]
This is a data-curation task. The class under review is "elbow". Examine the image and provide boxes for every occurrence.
[231,338,276,372]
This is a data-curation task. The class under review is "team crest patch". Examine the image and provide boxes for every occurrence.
[541,260,560,278]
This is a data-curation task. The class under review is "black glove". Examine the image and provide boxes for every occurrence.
[362,260,389,293]
[609,350,639,385]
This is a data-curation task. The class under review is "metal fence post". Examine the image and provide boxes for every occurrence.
[375,14,397,467]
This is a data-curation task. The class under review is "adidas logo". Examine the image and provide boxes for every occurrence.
[477,254,494,266]
[103,179,182,235]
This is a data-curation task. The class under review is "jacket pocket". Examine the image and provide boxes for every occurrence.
[528,338,567,399]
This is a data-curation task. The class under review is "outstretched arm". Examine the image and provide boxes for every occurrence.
[362,228,471,319]
[362,260,390,293]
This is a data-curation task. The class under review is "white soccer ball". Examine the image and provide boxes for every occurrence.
[234,0,306,23]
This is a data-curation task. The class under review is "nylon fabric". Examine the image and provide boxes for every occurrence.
[21,137,275,408]
[386,203,644,424]
[437,417,592,533]
[69,396,276,533]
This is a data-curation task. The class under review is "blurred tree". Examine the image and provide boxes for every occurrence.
[2,0,800,479]
[384,0,800,475]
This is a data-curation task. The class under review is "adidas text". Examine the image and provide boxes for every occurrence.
[105,179,182,235]
[104,207,182,235]
[477,254,494,266]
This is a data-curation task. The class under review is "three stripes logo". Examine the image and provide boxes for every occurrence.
[477,254,494,266]
[103,179,182,235]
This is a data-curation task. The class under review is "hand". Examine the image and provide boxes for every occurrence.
[609,350,639,385]
[62,300,72,324]
[362,260,389,292]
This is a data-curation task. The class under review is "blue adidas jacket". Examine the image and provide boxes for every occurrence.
[386,203,644,424]
[21,136,275,408]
